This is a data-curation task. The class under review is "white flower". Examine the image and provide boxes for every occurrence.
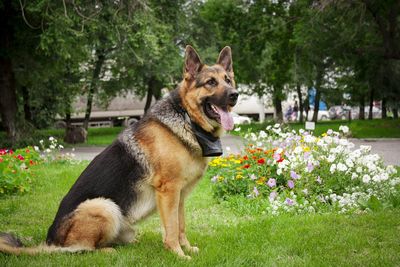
[266,125,272,130]
[49,136,55,141]
[356,166,363,173]
[330,164,336,173]
[39,140,44,144]
[50,145,55,149]
[225,146,231,151]
[362,174,371,184]
[337,163,348,172]
[345,158,354,168]
[327,154,336,163]
[304,135,316,143]
[34,146,39,151]
[372,175,381,183]
[327,129,333,135]
[351,173,358,180]
[259,130,267,138]
[339,139,349,146]
[45,148,51,153]
[386,165,397,175]
[339,125,349,134]
[59,145,64,149]
[234,127,241,132]
[274,123,280,128]
[360,145,371,152]
[294,146,303,154]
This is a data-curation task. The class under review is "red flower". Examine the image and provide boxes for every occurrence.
[257,158,265,164]
[25,149,30,153]
[17,154,24,161]
[8,149,14,155]
[243,164,250,169]
[29,160,34,165]
[243,155,249,160]
[277,157,284,163]
[0,157,3,163]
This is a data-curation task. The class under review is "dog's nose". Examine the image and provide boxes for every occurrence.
[228,91,239,106]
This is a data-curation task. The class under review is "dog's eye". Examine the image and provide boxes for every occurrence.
[206,78,217,87]
[225,76,231,85]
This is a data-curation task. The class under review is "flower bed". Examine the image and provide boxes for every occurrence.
[209,124,400,215]
[0,147,41,195]
[0,137,74,196]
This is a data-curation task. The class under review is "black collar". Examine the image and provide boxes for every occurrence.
[170,92,223,157]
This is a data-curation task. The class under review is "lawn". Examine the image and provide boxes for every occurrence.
[234,118,400,138]
[1,162,399,266]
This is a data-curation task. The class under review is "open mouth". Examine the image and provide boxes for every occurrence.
[204,100,234,131]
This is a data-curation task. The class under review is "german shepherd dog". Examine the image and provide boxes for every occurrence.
[0,46,238,259]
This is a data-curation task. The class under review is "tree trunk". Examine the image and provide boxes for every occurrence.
[312,65,324,122]
[144,76,163,113]
[359,95,365,120]
[83,49,106,130]
[393,108,398,119]
[368,85,374,120]
[273,87,283,122]
[21,86,33,122]
[65,98,72,129]
[381,97,387,119]
[0,0,18,145]
[144,78,154,113]
[296,83,304,123]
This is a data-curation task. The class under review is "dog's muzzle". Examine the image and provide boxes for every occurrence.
[227,89,239,107]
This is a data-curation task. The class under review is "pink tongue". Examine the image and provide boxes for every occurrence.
[215,106,234,131]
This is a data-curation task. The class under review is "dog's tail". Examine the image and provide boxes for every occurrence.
[0,232,91,255]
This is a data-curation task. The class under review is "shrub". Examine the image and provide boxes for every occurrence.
[209,124,400,215]
[0,147,41,195]
[0,136,76,196]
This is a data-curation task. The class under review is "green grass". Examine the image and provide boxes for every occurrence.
[234,119,400,138]
[1,162,400,266]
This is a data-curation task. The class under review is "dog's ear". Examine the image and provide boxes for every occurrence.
[184,45,203,79]
[217,46,233,73]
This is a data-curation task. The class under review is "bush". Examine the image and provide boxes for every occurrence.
[209,124,400,215]
[0,136,76,196]
[0,147,41,195]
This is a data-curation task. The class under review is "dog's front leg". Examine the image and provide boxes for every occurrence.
[156,184,190,259]
[179,193,199,254]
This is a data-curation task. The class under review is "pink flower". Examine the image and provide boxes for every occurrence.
[307,162,314,172]
[269,191,278,201]
[253,186,259,197]
[17,154,24,161]
[267,178,276,188]
[290,170,299,179]
[285,198,294,206]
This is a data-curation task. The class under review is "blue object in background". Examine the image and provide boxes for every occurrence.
[308,87,327,111]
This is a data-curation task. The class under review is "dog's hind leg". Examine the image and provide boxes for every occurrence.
[113,218,137,245]
[62,198,123,250]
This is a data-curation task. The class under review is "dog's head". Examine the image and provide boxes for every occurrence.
[180,46,239,135]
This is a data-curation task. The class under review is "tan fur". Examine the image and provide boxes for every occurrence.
[135,121,207,258]
[63,198,123,249]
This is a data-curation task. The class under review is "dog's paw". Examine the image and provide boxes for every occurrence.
[179,254,192,260]
[187,246,199,254]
